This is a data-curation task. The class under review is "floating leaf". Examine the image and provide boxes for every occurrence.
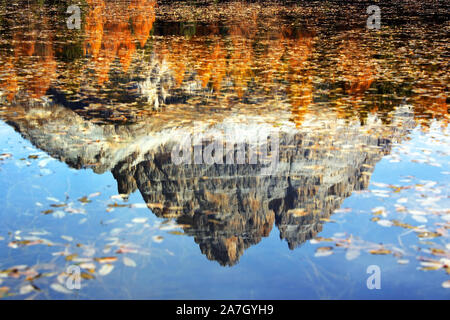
[88,192,101,198]
[377,220,393,227]
[310,237,333,245]
[50,283,72,294]
[78,196,92,204]
[132,217,148,224]
[8,240,43,248]
[61,235,73,242]
[123,257,137,268]
[371,207,386,215]
[65,254,78,261]
[19,284,35,295]
[79,262,96,270]
[94,257,117,264]
[81,272,95,280]
[50,203,67,208]
[430,248,446,256]
[392,220,416,229]
[417,232,441,239]
[369,249,392,255]
[98,264,114,276]
[108,202,129,208]
[116,247,137,254]
[315,246,333,257]
[168,231,185,236]
[420,266,441,271]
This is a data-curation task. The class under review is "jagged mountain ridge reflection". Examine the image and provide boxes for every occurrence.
[110,109,414,265]
[3,99,415,265]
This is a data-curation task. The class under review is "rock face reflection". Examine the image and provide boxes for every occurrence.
[3,99,414,266]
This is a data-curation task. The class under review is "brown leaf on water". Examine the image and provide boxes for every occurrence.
[81,272,95,280]
[7,268,21,278]
[430,248,446,256]
[369,249,392,255]
[371,208,385,215]
[24,270,41,281]
[417,232,441,239]
[41,210,54,215]
[8,240,43,248]
[108,203,129,208]
[115,247,138,254]
[50,203,67,208]
[168,231,185,236]
[78,196,92,204]
[65,254,78,261]
[420,266,441,271]
[335,238,351,247]
[315,246,333,257]
[391,220,416,229]
[94,257,118,264]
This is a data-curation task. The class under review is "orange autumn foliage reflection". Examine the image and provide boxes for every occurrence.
[337,40,376,98]
[0,58,18,102]
[0,17,56,100]
[153,18,315,116]
[1,2,446,133]
[84,0,156,84]
[413,92,449,130]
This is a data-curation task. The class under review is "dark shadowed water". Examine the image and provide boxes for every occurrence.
[0,0,449,299]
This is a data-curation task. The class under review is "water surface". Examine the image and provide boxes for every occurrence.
[0,0,449,299]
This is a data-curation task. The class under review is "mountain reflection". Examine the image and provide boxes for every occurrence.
[0,1,447,266]
[3,99,414,265]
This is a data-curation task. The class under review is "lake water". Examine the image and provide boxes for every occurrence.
[0,0,449,299]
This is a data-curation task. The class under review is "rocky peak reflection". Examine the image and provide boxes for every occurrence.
[2,100,415,266]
